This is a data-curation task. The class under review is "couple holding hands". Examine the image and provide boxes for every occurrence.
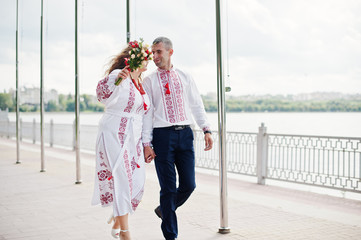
[92,36,213,240]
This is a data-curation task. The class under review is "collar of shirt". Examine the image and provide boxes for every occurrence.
[157,66,175,73]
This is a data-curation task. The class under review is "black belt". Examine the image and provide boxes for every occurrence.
[159,125,190,131]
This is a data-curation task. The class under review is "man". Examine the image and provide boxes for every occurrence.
[142,37,213,240]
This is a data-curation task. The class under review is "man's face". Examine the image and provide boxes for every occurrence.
[151,42,173,69]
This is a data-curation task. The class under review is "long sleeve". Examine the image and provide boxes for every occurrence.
[96,70,122,107]
[141,77,154,146]
[186,75,211,131]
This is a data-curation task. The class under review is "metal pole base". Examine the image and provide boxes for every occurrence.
[218,228,231,234]
[16,161,21,164]
[40,169,46,172]
[75,181,82,184]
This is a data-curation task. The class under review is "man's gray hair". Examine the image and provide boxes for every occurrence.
[153,37,173,50]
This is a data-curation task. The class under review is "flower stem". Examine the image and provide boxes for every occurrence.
[115,77,122,86]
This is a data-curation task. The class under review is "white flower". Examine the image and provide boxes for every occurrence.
[145,44,149,48]
[137,53,140,57]
[131,54,135,59]
[143,53,147,57]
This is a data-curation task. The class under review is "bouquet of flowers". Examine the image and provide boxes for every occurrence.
[115,38,153,85]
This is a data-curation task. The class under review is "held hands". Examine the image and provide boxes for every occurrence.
[204,133,213,151]
[144,146,156,163]
[115,66,130,85]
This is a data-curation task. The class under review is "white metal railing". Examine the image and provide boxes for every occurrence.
[1,118,360,193]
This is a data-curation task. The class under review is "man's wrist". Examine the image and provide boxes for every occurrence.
[143,142,153,147]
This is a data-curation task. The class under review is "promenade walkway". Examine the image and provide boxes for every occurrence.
[1,137,361,240]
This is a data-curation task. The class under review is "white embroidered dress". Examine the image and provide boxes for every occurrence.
[92,69,150,217]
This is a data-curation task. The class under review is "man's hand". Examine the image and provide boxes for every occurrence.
[204,133,213,151]
[144,146,156,163]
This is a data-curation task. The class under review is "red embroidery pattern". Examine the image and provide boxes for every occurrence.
[202,126,211,132]
[98,169,112,181]
[100,192,113,205]
[158,70,187,123]
[108,180,114,190]
[96,76,113,101]
[136,139,142,158]
[97,144,114,207]
[123,150,133,198]
[136,99,144,114]
[131,189,144,211]
[124,82,136,113]
[131,198,141,211]
[118,117,128,147]
[131,157,137,172]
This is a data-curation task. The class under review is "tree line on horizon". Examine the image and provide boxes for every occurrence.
[1,92,361,113]
[0,93,104,113]
[203,98,361,112]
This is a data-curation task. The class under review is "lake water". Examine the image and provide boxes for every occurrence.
[7,112,361,138]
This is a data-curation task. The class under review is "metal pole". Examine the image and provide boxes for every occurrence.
[15,0,21,164]
[215,0,230,234]
[75,0,82,184]
[126,0,130,42]
[40,0,45,172]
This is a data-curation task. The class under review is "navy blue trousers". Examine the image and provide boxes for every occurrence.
[152,127,196,240]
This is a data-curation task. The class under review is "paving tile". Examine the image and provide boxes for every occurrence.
[1,138,361,240]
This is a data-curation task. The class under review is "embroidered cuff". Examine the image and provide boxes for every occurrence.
[202,126,211,132]
[143,142,152,147]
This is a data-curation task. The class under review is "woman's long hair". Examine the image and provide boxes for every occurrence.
[105,44,132,76]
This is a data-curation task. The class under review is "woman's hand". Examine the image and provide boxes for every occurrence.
[115,66,130,85]
[144,146,156,163]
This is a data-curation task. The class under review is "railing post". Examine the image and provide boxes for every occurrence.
[73,119,76,150]
[257,123,268,185]
[32,118,36,144]
[20,118,22,141]
[50,119,54,147]
[7,117,10,139]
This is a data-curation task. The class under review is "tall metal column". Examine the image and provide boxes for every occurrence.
[74,0,82,184]
[126,0,130,42]
[215,0,230,234]
[15,0,20,164]
[40,0,45,172]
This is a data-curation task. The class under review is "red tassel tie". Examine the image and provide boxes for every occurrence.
[108,176,113,181]
[164,83,171,95]
[143,102,148,110]
[136,164,140,168]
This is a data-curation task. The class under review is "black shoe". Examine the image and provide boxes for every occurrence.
[154,206,162,219]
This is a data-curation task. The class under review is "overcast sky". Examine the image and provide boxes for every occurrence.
[1,0,360,96]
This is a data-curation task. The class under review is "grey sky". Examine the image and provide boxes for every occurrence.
[1,0,360,95]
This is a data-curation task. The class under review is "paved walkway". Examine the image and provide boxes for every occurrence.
[1,137,361,240]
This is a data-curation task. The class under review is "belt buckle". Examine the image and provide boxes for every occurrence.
[174,126,183,130]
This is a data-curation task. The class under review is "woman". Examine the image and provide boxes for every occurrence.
[92,40,153,239]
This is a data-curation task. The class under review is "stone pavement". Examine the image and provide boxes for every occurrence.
[1,137,361,240]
